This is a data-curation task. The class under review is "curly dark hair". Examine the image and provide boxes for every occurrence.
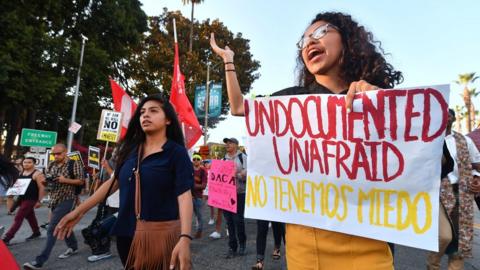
[296,12,403,89]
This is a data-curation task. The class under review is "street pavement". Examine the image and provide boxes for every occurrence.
[1,197,480,270]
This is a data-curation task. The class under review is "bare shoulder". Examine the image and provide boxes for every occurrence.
[33,170,45,180]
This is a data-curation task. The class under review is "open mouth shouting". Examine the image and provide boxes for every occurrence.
[307,47,326,62]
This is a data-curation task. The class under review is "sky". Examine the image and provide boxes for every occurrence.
[141,0,480,146]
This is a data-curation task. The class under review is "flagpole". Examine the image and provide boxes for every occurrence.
[173,18,187,145]
[173,18,178,44]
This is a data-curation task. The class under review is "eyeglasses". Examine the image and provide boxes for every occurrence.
[51,152,63,156]
[296,23,339,50]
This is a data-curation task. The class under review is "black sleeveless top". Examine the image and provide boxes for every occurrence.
[20,171,39,201]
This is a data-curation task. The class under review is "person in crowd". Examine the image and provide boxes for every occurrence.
[23,143,85,270]
[222,137,247,258]
[467,126,480,210]
[202,160,214,225]
[426,108,480,270]
[211,11,403,269]
[86,151,119,262]
[14,157,24,172]
[251,221,285,270]
[6,157,24,215]
[0,155,18,235]
[2,157,45,245]
[54,93,193,270]
[202,160,213,224]
[192,154,207,239]
[203,160,223,239]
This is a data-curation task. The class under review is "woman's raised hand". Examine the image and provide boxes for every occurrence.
[210,33,234,63]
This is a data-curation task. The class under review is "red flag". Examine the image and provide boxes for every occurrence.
[169,43,202,149]
[0,240,20,270]
[110,79,137,138]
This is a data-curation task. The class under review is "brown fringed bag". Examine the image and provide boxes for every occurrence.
[125,147,181,270]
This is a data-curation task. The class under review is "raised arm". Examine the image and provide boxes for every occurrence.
[210,33,245,116]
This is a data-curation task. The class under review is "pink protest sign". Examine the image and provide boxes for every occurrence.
[207,159,237,213]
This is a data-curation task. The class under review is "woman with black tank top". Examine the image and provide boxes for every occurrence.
[211,11,403,270]
[2,157,45,245]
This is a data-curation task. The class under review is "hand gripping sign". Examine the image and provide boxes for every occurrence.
[244,85,449,251]
[207,160,237,213]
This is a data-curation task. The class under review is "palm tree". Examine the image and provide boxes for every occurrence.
[454,105,465,132]
[182,0,204,52]
[455,72,479,132]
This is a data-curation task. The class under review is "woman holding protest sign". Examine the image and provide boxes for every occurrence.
[211,11,403,270]
[54,93,194,270]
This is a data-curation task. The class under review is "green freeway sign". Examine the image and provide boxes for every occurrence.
[20,128,57,147]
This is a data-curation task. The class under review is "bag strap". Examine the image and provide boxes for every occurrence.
[134,145,142,220]
[67,159,75,179]
[237,153,244,167]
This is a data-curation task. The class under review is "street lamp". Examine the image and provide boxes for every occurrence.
[67,34,88,152]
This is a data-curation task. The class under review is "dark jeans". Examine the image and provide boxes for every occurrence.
[256,220,285,260]
[36,199,77,265]
[192,198,203,233]
[116,235,133,267]
[4,199,39,242]
[89,206,118,255]
[223,193,246,251]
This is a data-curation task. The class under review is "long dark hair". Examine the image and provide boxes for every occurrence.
[0,155,18,189]
[114,93,184,178]
[296,12,403,89]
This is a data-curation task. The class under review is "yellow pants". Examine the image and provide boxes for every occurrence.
[286,224,394,270]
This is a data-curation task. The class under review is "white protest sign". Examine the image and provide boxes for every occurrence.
[97,110,123,143]
[244,85,449,251]
[6,178,32,196]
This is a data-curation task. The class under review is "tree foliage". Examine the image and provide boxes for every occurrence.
[455,72,479,132]
[0,0,147,157]
[0,4,259,158]
[124,9,260,128]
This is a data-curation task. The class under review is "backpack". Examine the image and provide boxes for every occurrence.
[223,153,246,167]
[224,153,247,183]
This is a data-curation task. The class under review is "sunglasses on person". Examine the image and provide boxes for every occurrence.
[296,23,339,50]
[193,158,201,161]
[51,152,64,156]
